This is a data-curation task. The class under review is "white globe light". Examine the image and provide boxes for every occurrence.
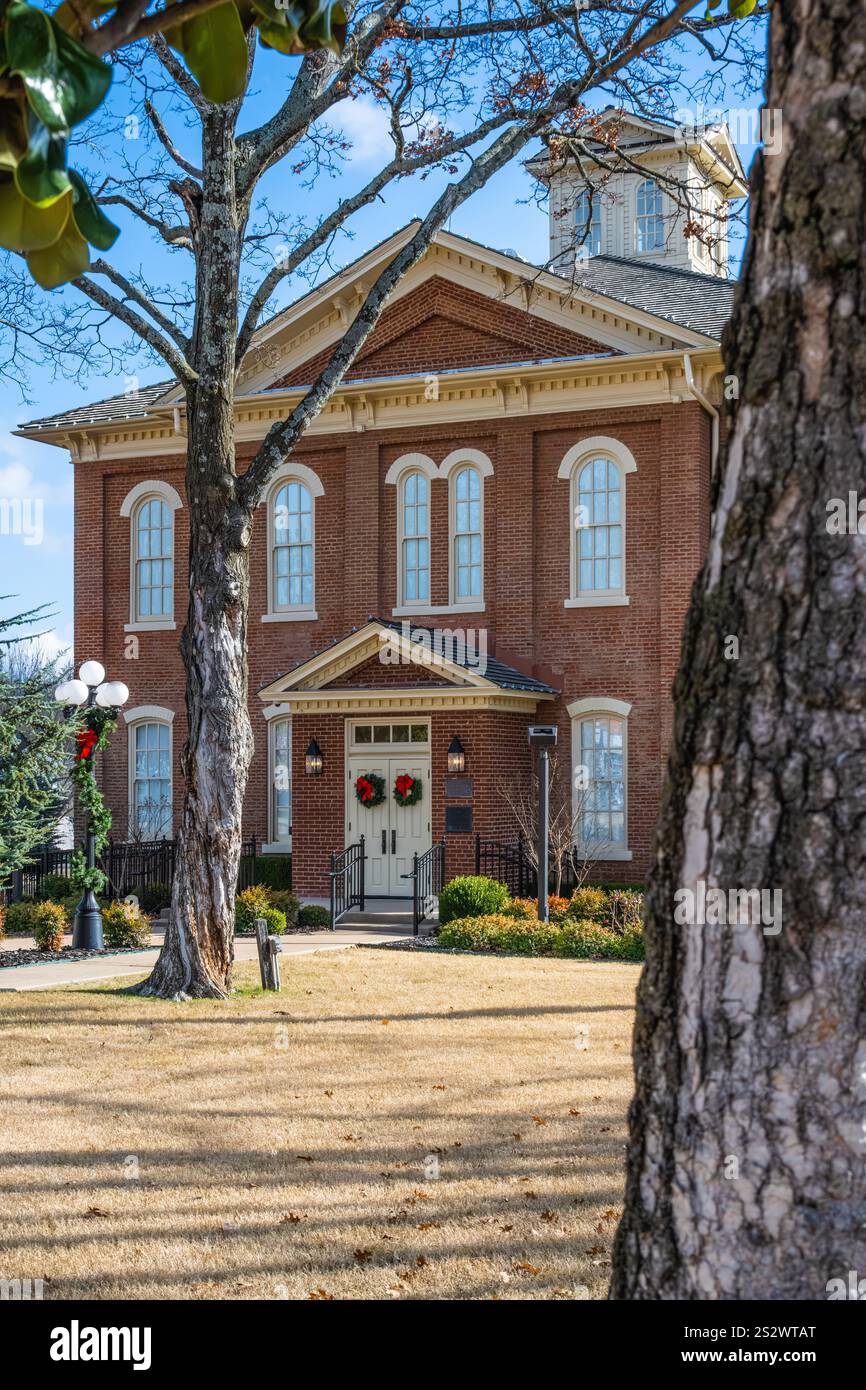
[78,660,105,687]
[54,678,89,706]
[96,681,129,708]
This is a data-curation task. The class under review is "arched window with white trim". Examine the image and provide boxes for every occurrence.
[568,697,632,861]
[636,178,664,252]
[400,470,430,605]
[120,480,182,632]
[124,707,174,840]
[272,478,314,614]
[451,465,482,603]
[271,717,291,846]
[559,437,636,608]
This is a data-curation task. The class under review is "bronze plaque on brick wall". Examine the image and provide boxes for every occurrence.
[445,777,473,799]
[445,805,473,833]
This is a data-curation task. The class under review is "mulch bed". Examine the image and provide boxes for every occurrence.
[0,945,154,970]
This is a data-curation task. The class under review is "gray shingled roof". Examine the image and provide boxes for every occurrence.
[572,255,736,340]
[18,379,175,433]
[260,617,558,696]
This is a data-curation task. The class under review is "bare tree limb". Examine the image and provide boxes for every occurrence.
[88,259,192,353]
[73,273,197,383]
[144,99,203,179]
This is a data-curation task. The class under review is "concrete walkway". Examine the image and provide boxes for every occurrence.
[0,915,412,991]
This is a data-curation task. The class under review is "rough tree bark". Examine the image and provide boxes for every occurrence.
[135,107,253,999]
[612,0,866,1299]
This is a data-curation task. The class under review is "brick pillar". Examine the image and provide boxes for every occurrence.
[291,713,345,899]
[496,424,535,662]
[344,436,381,619]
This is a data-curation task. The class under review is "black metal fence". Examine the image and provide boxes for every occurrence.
[8,835,264,904]
[404,838,446,934]
[329,836,366,928]
[474,833,586,899]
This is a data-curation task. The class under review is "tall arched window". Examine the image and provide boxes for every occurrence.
[120,480,182,631]
[575,186,602,256]
[559,437,636,608]
[271,717,291,846]
[124,707,174,840]
[272,478,314,614]
[134,496,174,622]
[568,697,632,861]
[452,465,482,603]
[400,470,430,605]
[636,178,664,252]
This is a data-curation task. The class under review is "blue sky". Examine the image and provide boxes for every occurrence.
[0,27,767,660]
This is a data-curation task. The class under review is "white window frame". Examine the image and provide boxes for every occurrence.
[635,178,665,254]
[120,480,182,633]
[263,706,292,852]
[575,186,602,256]
[558,436,636,609]
[568,696,632,861]
[385,450,492,616]
[442,449,492,612]
[260,462,324,623]
[123,705,174,840]
[397,467,433,611]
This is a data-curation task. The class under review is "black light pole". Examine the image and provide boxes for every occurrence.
[528,725,558,923]
[55,662,129,950]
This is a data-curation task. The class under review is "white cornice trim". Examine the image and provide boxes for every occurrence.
[271,687,554,716]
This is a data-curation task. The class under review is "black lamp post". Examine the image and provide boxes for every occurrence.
[527,725,558,922]
[55,662,129,949]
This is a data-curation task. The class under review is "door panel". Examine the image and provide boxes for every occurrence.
[346,753,431,897]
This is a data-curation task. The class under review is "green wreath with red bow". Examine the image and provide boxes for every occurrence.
[393,773,422,808]
[355,772,386,808]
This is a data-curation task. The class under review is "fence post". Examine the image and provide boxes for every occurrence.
[359,834,365,913]
[412,851,419,936]
[329,850,337,930]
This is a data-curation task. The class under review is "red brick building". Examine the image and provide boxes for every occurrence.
[19,126,742,899]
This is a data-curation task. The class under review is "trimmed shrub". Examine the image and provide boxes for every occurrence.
[252,855,292,891]
[547,894,570,922]
[265,889,300,925]
[129,882,172,914]
[437,875,509,926]
[102,900,151,949]
[36,871,74,902]
[438,911,645,961]
[567,886,608,923]
[32,901,67,951]
[297,903,331,930]
[3,900,40,934]
[500,897,537,921]
[555,918,619,958]
[235,886,287,936]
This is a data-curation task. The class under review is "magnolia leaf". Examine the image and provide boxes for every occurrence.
[257,19,303,54]
[728,0,757,13]
[180,3,249,103]
[250,0,304,49]
[0,96,29,172]
[68,168,118,250]
[53,0,117,37]
[0,178,70,250]
[27,209,90,287]
[6,2,111,132]
[15,117,71,205]
[298,0,346,53]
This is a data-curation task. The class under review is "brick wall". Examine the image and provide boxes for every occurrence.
[76,397,711,890]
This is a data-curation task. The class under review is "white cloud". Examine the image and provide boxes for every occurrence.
[330,95,391,165]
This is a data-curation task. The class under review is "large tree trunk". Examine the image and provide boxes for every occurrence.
[612,1,866,1298]
[136,110,253,1000]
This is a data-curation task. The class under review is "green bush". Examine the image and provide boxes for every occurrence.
[36,871,74,901]
[500,897,537,921]
[129,882,172,914]
[3,900,40,934]
[251,855,292,891]
[102,900,151,948]
[437,875,509,926]
[555,918,619,958]
[297,903,331,930]
[437,911,644,961]
[32,900,68,951]
[235,886,287,936]
[265,889,299,925]
[567,886,608,923]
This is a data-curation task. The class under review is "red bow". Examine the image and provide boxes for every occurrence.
[76,729,98,760]
[356,776,373,803]
[395,775,414,796]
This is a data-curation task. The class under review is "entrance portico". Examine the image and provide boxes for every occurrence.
[258,618,557,900]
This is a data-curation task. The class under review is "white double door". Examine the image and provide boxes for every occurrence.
[346,754,430,897]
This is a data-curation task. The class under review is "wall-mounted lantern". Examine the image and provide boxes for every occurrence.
[447,735,466,774]
[305,738,323,776]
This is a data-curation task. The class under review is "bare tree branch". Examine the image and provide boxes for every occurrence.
[88,259,192,353]
[144,99,203,179]
[72,273,197,383]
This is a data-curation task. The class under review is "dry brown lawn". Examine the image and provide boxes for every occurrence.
[0,948,639,1300]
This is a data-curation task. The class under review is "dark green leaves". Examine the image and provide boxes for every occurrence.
[5,1,111,131]
[68,168,119,250]
[168,2,249,103]
[252,0,346,56]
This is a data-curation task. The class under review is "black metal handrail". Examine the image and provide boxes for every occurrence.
[403,838,445,935]
[328,836,366,928]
